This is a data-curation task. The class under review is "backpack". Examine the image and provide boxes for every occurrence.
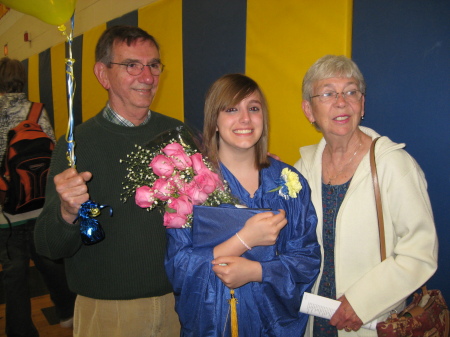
[0,102,55,215]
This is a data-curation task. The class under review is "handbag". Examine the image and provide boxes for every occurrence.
[370,137,450,337]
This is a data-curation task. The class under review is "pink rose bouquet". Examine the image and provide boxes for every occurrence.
[121,126,236,228]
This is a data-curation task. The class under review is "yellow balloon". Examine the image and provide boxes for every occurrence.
[0,0,76,26]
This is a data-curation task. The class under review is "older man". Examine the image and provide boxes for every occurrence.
[35,26,183,337]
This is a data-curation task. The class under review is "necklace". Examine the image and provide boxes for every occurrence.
[326,141,362,185]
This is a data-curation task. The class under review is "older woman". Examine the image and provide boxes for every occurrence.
[294,55,438,337]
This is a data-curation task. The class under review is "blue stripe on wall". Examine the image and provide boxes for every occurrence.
[352,0,450,298]
[39,49,54,128]
[107,10,138,28]
[182,0,247,131]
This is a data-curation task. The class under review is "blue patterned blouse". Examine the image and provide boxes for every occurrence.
[313,180,351,337]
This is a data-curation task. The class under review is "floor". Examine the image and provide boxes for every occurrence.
[0,293,73,337]
[0,262,73,337]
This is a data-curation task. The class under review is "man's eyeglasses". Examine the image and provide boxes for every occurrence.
[109,62,165,76]
[310,90,364,103]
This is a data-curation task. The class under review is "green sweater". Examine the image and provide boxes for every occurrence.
[35,111,183,300]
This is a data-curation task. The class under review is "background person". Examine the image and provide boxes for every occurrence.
[0,57,76,337]
[165,74,321,336]
[34,26,184,337]
[294,55,438,336]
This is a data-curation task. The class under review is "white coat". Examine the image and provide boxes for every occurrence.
[295,126,438,337]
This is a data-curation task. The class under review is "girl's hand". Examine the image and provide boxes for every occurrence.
[212,256,262,289]
[239,209,287,248]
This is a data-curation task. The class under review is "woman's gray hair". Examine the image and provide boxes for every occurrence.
[302,55,366,101]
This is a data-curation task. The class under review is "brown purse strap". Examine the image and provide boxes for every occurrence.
[371,142,439,318]
[370,137,386,261]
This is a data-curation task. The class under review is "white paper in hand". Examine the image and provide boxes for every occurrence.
[300,292,377,331]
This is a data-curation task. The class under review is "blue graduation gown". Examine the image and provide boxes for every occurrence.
[165,158,321,336]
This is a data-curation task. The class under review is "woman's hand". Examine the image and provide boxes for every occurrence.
[267,152,281,161]
[212,256,262,289]
[330,295,364,332]
[239,209,287,248]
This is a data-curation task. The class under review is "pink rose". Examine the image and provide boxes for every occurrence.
[152,178,174,201]
[162,143,192,170]
[184,181,209,205]
[190,153,209,175]
[150,154,175,177]
[135,185,155,208]
[163,212,187,228]
[191,156,224,190]
[193,171,220,194]
[167,174,188,195]
[167,195,193,215]
[208,170,225,190]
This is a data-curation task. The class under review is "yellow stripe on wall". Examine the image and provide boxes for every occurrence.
[139,0,184,122]
[51,42,69,141]
[246,0,353,165]
[27,54,40,103]
[82,24,109,122]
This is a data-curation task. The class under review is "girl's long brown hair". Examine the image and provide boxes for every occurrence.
[203,73,270,171]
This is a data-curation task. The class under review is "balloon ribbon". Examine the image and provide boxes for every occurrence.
[59,16,76,168]
[60,15,111,245]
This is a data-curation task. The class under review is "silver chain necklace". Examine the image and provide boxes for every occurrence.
[326,141,362,185]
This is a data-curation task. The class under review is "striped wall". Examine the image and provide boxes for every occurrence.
[22,0,449,298]
[25,0,352,166]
